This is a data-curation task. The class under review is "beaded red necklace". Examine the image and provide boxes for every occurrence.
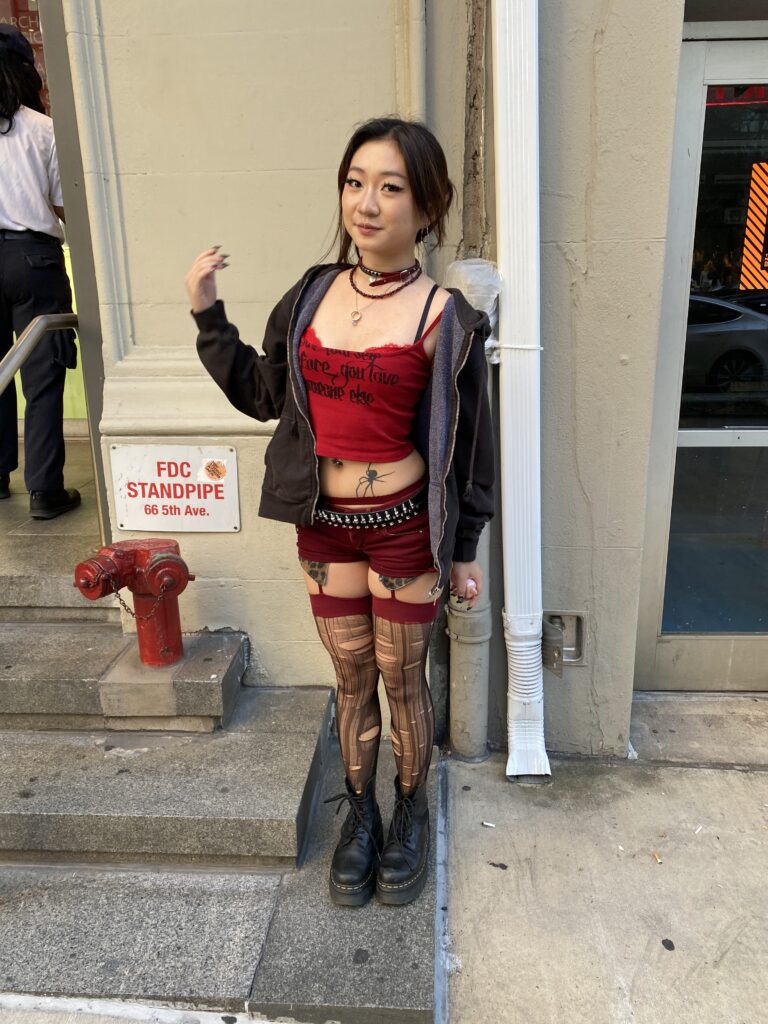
[348,262,422,326]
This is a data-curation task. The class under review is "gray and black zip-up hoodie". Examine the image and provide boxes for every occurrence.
[193,263,494,591]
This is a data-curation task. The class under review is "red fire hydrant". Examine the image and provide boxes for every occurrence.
[74,539,195,667]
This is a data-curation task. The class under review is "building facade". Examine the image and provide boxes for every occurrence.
[10,0,766,756]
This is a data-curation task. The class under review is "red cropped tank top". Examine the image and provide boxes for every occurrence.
[299,288,442,462]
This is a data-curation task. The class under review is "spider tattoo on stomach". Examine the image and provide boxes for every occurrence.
[356,463,394,497]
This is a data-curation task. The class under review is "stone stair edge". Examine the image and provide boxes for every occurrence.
[0,626,254,722]
[0,688,334,863]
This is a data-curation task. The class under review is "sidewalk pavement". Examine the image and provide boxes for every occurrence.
[0,1003,254,1024]
[0,1006,249,1024]
[444,754,767,1024]
[2,751,765,1024]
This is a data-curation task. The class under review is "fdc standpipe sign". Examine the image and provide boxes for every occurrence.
[110,445,240,532]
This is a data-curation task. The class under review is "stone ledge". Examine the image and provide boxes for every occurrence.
[0,625,247,728]
[0,686,333,863]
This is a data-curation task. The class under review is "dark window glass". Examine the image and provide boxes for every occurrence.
[663,447,768,633]
[681,84,768,428]
[688,300,743,325]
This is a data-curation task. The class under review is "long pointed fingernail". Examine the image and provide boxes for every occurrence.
[211,244,221,251]
[220,253,230,259]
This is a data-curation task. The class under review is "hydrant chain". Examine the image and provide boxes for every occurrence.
[74,539,195,668]
[102,570,170,621]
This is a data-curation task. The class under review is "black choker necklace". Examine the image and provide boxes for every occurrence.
[348,263,422,325]
[357,259,420,288]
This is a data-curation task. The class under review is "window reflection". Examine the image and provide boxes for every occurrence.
[681,86,768,427]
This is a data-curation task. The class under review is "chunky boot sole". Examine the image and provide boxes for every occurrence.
[329,863,377,907]
[376,833,430,906]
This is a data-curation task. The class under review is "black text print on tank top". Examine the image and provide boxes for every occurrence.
[299,348,399,407]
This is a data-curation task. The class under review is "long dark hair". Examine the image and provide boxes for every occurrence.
[0,51,44,134]
[334,117,455,264]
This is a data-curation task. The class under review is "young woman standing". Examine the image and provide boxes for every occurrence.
[186,118,494,906]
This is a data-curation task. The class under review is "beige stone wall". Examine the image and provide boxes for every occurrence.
[498,0,685,753]
[63,0,413,685]
[62,0,688,752]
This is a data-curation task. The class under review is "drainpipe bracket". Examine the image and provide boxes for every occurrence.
[445,602,493,644]
[445,629,494,644]
[502,609,542,638]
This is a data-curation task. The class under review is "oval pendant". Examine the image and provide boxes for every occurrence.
[351,309,362,325]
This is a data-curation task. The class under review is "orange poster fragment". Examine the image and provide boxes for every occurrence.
[740,161,768,289]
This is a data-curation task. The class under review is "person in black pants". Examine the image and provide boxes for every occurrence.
[0,25,79,517]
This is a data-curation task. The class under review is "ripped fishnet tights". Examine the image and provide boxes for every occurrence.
[314,614,381,795]
[374,617,434,794]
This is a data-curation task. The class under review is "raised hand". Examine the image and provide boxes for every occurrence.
[184,246,229,314]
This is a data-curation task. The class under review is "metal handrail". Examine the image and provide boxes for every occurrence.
[0,313,79,397]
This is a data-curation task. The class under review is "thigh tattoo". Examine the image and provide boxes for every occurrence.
[299,558,329,586]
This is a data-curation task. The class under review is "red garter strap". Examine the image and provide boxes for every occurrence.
[372,595,439,624]
[310,593,373,618]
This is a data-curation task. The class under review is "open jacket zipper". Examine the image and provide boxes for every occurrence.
[286,269,321,521]
[430,327,474,594]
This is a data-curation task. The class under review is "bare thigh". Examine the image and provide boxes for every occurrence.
[300,559,370,597]
[300,560,441,603]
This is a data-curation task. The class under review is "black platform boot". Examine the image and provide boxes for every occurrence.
[325,776,383,907]
[376,775,429,905]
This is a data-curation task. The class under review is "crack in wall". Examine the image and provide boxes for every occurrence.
[460,0,492,259]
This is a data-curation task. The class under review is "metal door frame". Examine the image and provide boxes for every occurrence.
[635,34,768,691]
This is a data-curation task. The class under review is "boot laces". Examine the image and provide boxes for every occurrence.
[391,790,418,868]
[324,789,380,851]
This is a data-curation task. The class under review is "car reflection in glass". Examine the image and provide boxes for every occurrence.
[683,296,768,420]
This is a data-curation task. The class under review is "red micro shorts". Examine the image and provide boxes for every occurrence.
[296,481,435,580]
[297,507,434,579]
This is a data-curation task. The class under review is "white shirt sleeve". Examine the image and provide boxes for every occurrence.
[48,132,63,208]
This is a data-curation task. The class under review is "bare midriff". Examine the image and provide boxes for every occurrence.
[319,449,426,511]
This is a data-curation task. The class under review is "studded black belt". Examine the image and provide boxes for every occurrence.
[314,489,427,529]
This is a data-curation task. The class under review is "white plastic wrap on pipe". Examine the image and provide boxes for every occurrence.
[491,0,551,780]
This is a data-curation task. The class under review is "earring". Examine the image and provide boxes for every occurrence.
[416,225,431,244]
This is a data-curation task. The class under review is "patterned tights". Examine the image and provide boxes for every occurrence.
[313,603,435,795]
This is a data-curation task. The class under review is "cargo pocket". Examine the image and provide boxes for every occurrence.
[51,330,78,369]
[22,251,76,368]
[24,252,64,271]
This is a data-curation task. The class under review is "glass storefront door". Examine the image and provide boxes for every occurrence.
[636,40,768,690]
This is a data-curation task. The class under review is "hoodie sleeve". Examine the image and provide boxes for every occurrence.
[193,277,303,422]
[451,327,495,562]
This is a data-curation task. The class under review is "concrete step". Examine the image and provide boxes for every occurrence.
[0,481,113,622]
[0,742,436,1023]
[630,691,768,766]
[0,623,247,731]
[0,685,333,864]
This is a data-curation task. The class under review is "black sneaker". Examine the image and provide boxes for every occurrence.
[0,474,9,500]
[29,488,81,519]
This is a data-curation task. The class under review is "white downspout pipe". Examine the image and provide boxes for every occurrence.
[491,0,551,780]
